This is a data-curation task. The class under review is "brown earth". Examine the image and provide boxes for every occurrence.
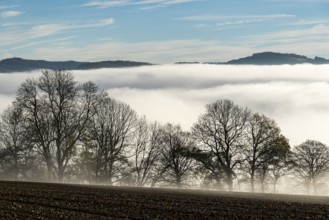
[0,181,329,219]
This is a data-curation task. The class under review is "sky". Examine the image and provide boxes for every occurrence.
[1,0,329,63]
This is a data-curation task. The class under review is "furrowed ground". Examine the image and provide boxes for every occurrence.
[0,181,329,219]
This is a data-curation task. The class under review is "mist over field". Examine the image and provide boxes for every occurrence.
[1,64,329,146]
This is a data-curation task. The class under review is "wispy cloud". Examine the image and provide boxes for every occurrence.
[7,29,329,63]
[83,0,131,8]
[17,39,253,63]
[178,14,295,21]
[179,14,296,30]
[289,19,329,26]
[0,5,17,10]
[6,36,78,51]
[268,0,329,3]
[242,24,329,58]
[248,24,329,45]
[82,0,199,10]
[0,18,114,47]
[0,10,22,17]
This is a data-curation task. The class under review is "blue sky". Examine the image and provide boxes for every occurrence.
[1,0,329,63]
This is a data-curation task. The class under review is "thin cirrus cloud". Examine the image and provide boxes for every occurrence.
[82,0,199,10]
[0,10,22,17]
[1,64,329,146]
[0,4,17,10]
[0,18,114,47]
[289,19,329,26]
[15,28,329,64]
[17,39,254,63]
[179,14,296,30]
[6,36,78,52]
[247,24,329,45]
[178,14,296,21]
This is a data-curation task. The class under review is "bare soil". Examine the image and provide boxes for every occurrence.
[0,181,329,219]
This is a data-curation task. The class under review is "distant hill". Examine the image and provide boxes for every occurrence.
[2,52,329,73]
[226,52,329,65]
[77,60,152,70]
[0,58,153,73]
[175,52,329,65]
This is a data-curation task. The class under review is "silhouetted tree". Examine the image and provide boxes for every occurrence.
[255,135,290,192]
[131,118,162,187]
[0,104,35,180]
[269,151,293,193]
[84,94,137,184]
[192,99,251,191]
[189,147,225,189]
[158,124,196,188]
[243,113,290,192]
[16,70,98,181]
[292,140,329,194]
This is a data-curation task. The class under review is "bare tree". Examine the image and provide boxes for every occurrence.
[189,147,225,189]
[244,113,290,192]
[158,123,196,188]
[292,140,329,194]
[192,99,250,191]
[131,118,162,187]
[269,151,293,193]
[254,135,290,193]
[0,104,35,180]
[16,70,98,181]
[85,94,137,185]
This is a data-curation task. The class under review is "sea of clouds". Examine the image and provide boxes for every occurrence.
[1,64,329,146]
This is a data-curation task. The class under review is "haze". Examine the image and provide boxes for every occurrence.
[1,64,329,146]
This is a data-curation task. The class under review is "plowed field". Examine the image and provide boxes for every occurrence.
[1,181,329,219]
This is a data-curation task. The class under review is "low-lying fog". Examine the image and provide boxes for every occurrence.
[1,64,329,146]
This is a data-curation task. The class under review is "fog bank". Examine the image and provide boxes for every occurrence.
[1,64,329,146]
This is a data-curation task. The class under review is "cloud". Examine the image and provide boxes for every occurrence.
[0,5,16,10]
[0,10,22,17]
[267,0,329,3]
[2,65,329,146]
[289,19,329,26]
[82,0,199,10]
[178,14,295,21]
[12,33,329,64]
[0,18,114,48]
[6,36,78,52]
[178,14,296,30]
[18,39,253,63]
[82,0,132,8]
[246,25,329,54]
[69,64,329,146]
[0,24,67,47]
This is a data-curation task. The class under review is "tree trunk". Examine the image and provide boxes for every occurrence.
[176,175,182,188]
[313,180,317,195]
[58,167,65,182]
[251,171,255,192]
[46,162,53,180]
[226,171,233,191]
[273,178,278,193]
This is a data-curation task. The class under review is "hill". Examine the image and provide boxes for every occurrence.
[76,60,152,70]
[0,58,152,73]
[2,52,329,73]
[227,52,329,65]
[175,52,329,65]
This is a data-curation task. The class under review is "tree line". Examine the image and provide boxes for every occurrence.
[0,70,329,195]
